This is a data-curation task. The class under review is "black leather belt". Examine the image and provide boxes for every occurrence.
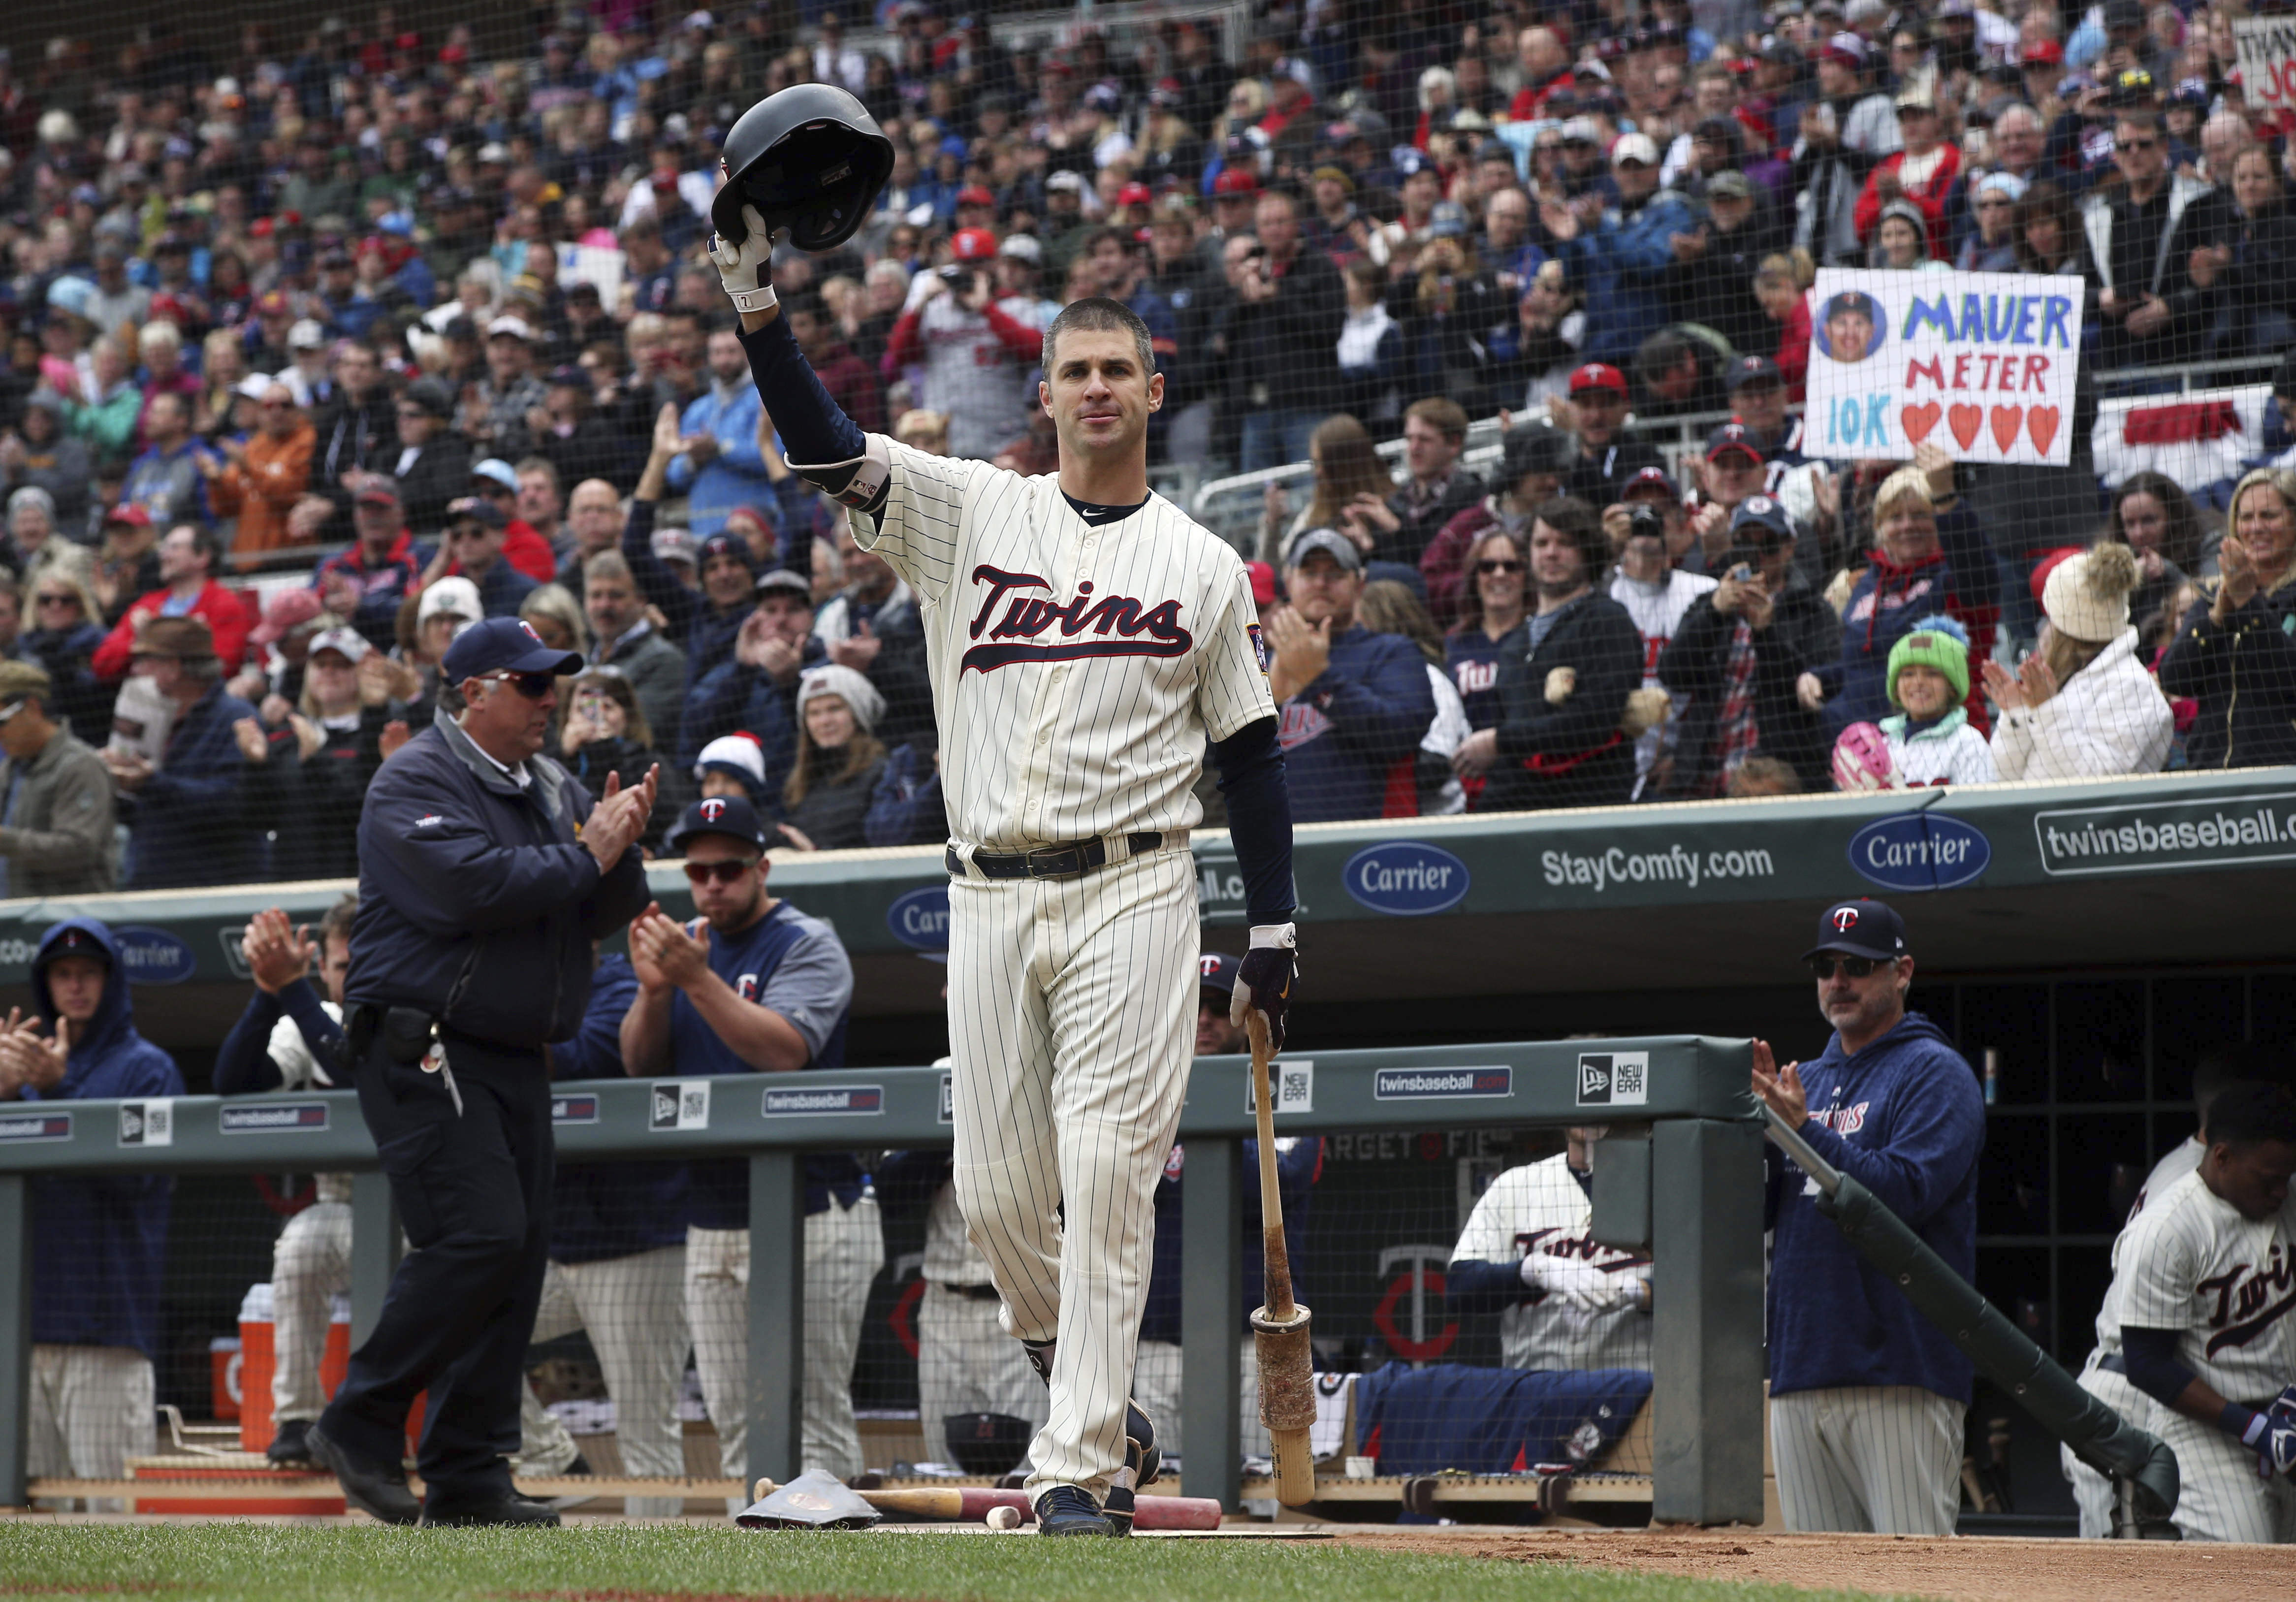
[949,832,1167,882]
[944,1281,1004,1302]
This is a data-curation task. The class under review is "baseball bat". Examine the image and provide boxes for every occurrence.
[1247,1011,1317,1508]
[749,1480,1223,1529]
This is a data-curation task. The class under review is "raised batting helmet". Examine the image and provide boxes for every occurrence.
[714,85,896,253]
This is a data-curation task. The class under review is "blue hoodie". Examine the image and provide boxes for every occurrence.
[1275,625,1436,824]
[1765,1010,1984,1403]
[23,919,184,1355]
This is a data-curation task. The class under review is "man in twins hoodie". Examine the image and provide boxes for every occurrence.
[0,919,185,1504]
[1752,899,1985,1535]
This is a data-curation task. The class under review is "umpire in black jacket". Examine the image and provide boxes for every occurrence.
[306,616,656,1528]
[1470,497,1644,811]
[1658,495,1841,796]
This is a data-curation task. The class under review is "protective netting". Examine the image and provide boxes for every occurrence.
[0,0,2290,885]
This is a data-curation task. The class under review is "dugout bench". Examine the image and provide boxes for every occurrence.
[0,1036,1764,1524]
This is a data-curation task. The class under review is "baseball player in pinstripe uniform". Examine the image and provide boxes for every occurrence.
[2091,1082,2296,1543]
[1447,1128,1654,1373]
[708,204,1299,1537]
[1751,898,1985,1535]
[2062,1048,2293,1537]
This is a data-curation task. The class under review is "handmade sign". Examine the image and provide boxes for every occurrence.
[2235,16,2296,112]
[1806,268,2086,466]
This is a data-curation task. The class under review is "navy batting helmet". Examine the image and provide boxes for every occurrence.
[714,85,896,253]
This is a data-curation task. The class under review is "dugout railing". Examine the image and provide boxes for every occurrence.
[0,1035,1763,1524]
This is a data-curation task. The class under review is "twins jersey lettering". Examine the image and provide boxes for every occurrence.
[859,440,1275,849]
[1451,1152,1653,1373]
[2110,1168,2296,1404]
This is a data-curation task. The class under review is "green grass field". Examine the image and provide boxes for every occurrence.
[0,1525,1879,1602]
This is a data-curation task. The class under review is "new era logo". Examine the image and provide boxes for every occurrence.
[1576,1052,1649,1108]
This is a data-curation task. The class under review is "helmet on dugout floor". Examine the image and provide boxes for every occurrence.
[714,85,896,253]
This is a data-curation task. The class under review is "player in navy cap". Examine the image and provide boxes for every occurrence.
[1821,290,1881,364]
[1194,951,1244,1055]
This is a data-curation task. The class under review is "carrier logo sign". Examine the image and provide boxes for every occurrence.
[551,1094,600,1124]
[1374,1066,1512,1100]
[119,1099,175,1147]
[1848,812,1991,891]
[651,1081,711,1132]
[0,1111,71,1141]
[113,926,197,985]
[887,885,951,951]
[221,1102,330,1133]
[1576,1052,1649,1107]
[1343,842,1470,916]
[763,1086,884,1116]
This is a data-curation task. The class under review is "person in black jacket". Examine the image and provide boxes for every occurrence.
[388,380,472,534]
[1658,496,1843,796]
[304,617,653,1530]
[2158,466,2296,770]
[1459,497,1643,810]
[1231,188,1348,472]
[780,664,888,852]
[310,342,400,537]
[237,626,393,881]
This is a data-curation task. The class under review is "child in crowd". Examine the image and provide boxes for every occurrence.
[1832,615,1994,789]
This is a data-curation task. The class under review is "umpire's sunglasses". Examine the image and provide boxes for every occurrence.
[475,670,558,699]
[1808,955,1887,981]
[683,857,760,886]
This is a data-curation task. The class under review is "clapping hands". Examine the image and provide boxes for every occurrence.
[582,765,659,869]
[0,1007,70,1099]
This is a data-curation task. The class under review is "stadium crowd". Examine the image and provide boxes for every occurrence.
[0,0,2294,885]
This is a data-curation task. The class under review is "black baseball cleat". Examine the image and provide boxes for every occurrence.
[418,1493,564,1528]
[1035,1484,1113,1536]
[304,1423,421,1526]
[1125,1397,1163,1489]
[1103,1484,1136,1537]
[265,1418,316,1468]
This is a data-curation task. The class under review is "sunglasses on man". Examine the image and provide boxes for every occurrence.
[683,857,760,886]
[1809,955,1890,980]
[474,670,558,699]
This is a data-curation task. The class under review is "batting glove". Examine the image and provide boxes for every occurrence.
[1230,922,1298,1056]
[1520,1254,1628,1313]
[707,204,779,316]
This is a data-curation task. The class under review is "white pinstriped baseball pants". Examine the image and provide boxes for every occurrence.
[2150,1406,2296,1542]
[27,1346,153,1510]
[1770,1384,1964,1534]
[947,849,1200,1502]
[270,1201,352,1425]
[2061,1361,2151,1539]
[530,1246,691,1515]
[916,1281,1047,1470]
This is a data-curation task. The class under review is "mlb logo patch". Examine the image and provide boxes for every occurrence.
[1246,623,1271,675]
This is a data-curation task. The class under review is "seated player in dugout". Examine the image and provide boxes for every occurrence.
[1446,1125,1653,1373]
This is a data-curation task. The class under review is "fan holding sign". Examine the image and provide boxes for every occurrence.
[1805,268,2087,467]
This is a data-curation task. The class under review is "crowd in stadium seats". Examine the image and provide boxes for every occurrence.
[1,0,2295,885]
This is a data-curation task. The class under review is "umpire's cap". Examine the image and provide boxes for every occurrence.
[1802,898,1909,962]
[714,85,896,252]
[667,794,771,855]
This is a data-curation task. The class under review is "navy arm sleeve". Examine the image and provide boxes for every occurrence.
[277,980,344,1069]
[1209,716,1295,925]
[1446,1257,1533,1315]
[737,316,868,471]
[213,992,288,1094]
[2121,1325,2197,1409]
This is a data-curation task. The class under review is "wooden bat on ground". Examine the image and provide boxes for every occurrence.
[749,1479,1223,1529]
[1247,1011,1317,1507]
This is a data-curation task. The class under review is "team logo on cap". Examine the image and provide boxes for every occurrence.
[1200,955,1223,979]
[518,620,543,643]
[700,799,728,823]
[1745,495,1777,516]
[1832,906,1861,932]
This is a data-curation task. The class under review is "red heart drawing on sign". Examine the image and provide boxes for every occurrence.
[1902,402,1942,444]
[1947,405,1983,450]
[1990,406,2024,451]
[2027,406,2060,457]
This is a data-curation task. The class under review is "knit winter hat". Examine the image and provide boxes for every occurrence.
[1886,614,1970,708]
[2041,542,2139,644]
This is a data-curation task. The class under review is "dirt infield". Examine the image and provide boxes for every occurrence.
[1330,1526,2296,1602]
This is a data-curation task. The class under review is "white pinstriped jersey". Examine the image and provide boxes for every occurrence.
[1451,1152,1653,1374]
[268,1000,350,1205]
[855,440,1277,849]
[2109,1168,2296,1405]
[2089,1138,2206,1356]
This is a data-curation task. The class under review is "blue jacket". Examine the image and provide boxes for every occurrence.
[344,707,650,1049]
[25,918,184,1355]
[122,680,261,889]
[1353,1361,1651,1474]
[1142,1137,1321,1343]
[471,558,541,619]
[1558,189,1697,366]
[549,955,689,1263]
[1765,1011,1984,1403]
[864,741,946,847]
[1275,625,1436,824]
[667,382,773,537]
[675,643,815,777]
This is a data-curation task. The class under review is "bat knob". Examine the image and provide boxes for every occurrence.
[753,1477,776,1503]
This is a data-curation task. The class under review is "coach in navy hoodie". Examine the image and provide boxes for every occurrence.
[3,918,184,1488]
[1752,897,1984,1536]
[1268,530,1435,823]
